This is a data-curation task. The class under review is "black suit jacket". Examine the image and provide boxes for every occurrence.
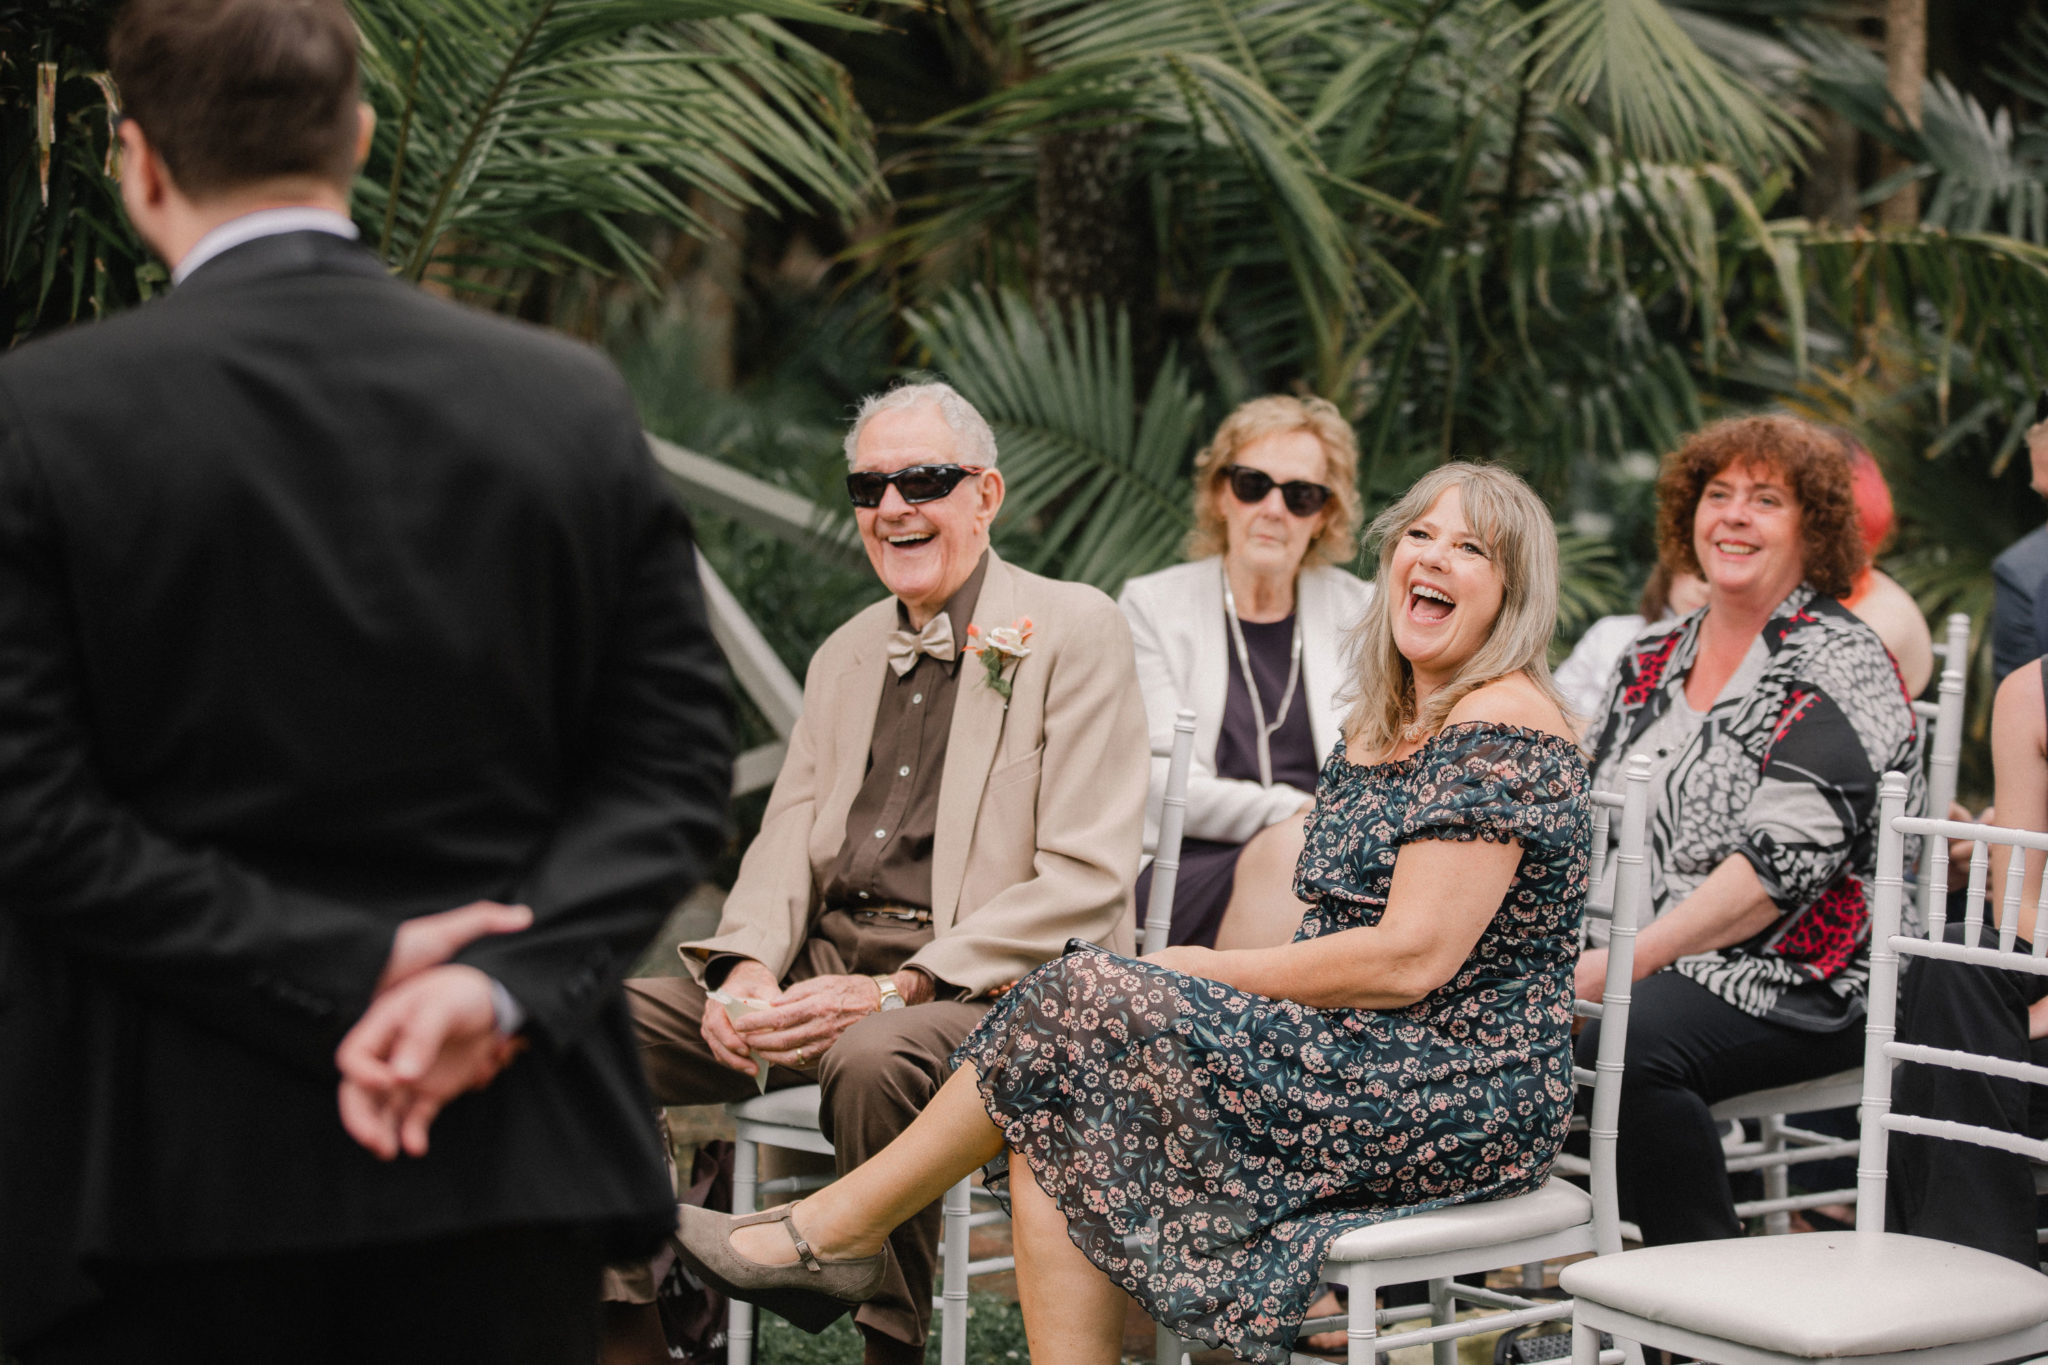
[0,231,731,1345]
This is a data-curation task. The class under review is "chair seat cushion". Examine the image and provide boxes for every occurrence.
[1707,1069,1862,1122]
[1324,1178,1591,1262]
[729,1084,823,1128]
[1559,1233,2048,1357]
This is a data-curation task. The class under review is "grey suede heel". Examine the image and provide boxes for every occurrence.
[671,1201,886,1335]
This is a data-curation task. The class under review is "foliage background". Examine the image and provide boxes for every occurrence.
[10,0,2048,817]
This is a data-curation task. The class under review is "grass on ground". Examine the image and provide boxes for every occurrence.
[757,1293,1036,1364]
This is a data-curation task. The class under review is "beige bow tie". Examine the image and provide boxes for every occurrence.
[886,613,956,676]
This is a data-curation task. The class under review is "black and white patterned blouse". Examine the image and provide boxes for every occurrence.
[1585,585,1924,1031]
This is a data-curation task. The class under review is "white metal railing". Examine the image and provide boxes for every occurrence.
[651,433,859,796]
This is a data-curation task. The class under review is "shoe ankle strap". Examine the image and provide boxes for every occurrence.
[780,1208,824,1273]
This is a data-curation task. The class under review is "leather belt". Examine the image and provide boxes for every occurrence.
[844,902,933,924]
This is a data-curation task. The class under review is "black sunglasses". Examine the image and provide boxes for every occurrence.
[846,463,986,509]
[1222,464,1332,518]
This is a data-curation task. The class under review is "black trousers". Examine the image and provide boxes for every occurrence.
[1575,970,1867,1245]
[14,1224,605,1365]
[1887,922,2048,1267]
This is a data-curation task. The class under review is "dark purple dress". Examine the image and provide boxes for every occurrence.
[1135,612,1319,946]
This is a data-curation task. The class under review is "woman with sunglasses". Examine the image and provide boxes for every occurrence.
[1117,395,1371,951]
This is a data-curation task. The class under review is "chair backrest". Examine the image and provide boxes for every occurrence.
[1913,612,1970,924]
[1578,754,1653,1257]
[1857,771,2048,1228]
[1140,707,1199,956]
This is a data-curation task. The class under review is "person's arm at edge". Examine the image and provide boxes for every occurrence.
[1986,659,2048,932]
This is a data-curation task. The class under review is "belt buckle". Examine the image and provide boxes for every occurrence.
[861,904,929,924]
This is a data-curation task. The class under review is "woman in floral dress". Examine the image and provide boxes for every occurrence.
[675,463,1589,1365]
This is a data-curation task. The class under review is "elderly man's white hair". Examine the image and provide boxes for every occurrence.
[843,380,999,469]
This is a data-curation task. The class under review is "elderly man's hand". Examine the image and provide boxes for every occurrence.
[732,973,912,1071]
[703,959,783,1076]
[336,964,520,1159]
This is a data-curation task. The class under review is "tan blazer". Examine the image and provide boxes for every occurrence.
[683,551,1148,997]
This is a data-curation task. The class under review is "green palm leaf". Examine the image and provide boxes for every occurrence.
[1506,0,1812,178]
[348,0,882,289]
[904,287,1207,594]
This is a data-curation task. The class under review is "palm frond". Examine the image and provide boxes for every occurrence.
[1554,528,1631,643]
[349,0,882,288]
[1506,0,1812,178]
[904,287,1207,594]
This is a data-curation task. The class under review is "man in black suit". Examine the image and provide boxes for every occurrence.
[0,1,731,1361]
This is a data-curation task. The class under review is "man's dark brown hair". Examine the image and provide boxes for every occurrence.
[109,0,361,199]
[1655,413,1866,601]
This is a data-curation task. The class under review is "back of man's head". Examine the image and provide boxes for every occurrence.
[109,0,360,201]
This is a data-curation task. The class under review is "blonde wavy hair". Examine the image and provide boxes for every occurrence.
[1185,395,1363,568]
[1341,462,1569,759]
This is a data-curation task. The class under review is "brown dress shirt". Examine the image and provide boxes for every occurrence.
[820,552,989,911]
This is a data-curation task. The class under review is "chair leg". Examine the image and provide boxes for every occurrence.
[1154,1322,1186,1365]
[941,1176,971,1365]
[1342,1263,1380,1365]
[727,1136,759,1365]
[1760,1114,1790,1236]
[1429,1278,1458,1365]
[1571,1319,1601,1365]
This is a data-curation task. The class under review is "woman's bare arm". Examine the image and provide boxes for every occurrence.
[1986,661,2048,931]
[1151,675,1570,1010]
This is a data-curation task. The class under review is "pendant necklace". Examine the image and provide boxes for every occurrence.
[1221,563,1303,788]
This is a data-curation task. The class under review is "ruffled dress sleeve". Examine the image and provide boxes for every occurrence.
[1398,723,1587,854]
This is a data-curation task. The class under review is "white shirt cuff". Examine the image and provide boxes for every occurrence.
[488,977,527,1037]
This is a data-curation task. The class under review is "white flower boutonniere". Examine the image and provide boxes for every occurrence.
[965,617,1033,703]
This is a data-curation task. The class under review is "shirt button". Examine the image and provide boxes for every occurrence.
[875,829,887,839]
[858,891,870,900]
[911,692,923,704]
[899,765,911,777]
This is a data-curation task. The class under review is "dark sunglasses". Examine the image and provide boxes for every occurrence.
[1222,464,1332,518]
[846,463,986,509]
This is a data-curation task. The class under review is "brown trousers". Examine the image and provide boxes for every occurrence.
[621,909,988,1349]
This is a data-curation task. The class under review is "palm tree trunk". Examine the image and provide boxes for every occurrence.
[1034,125,1159,379]
[1881,0,1925,228]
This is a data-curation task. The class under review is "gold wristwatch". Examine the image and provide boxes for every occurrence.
[873,974,906,1011]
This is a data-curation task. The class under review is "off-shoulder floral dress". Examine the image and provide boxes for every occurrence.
[953,722,1589,1363]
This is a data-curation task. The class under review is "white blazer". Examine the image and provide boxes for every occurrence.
[1118,556,1375,853]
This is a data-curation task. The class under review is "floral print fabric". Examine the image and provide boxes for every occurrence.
[1584,585,1925,1030]
[953,722,1589,1363]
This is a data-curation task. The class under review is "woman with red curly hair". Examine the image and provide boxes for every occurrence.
[1574,414,1924,1246]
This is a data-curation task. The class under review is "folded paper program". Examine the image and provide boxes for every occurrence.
[708,989,773,1093]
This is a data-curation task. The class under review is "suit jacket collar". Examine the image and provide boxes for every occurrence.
[172,230,389,298]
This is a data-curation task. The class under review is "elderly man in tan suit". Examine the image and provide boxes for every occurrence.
[606,381,1149,1365]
